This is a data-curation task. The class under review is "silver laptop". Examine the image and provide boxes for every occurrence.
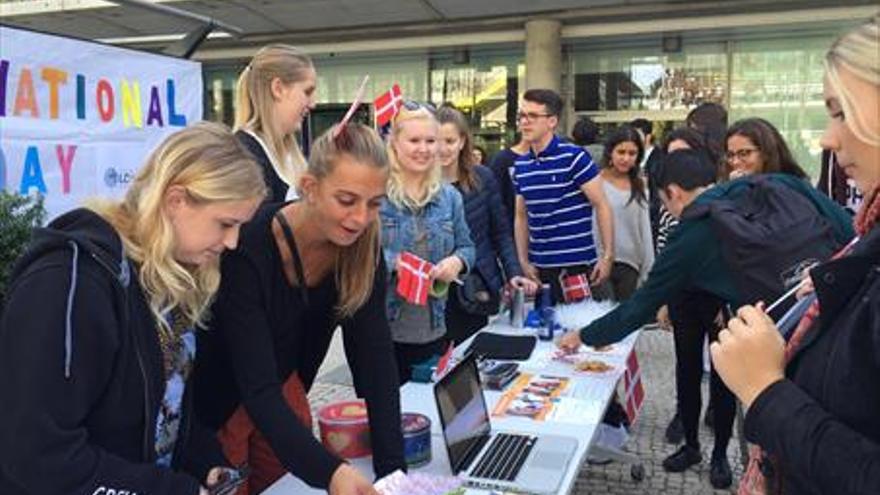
[433,353,578,494]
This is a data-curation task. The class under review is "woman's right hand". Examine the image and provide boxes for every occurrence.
[329,463,379,495]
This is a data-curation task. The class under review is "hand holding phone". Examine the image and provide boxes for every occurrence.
[207,465,249,495]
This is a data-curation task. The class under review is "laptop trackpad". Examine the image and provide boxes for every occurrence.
[516,436,577,493]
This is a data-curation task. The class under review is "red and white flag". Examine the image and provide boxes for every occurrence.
[623,349,646,424]
[373,84,403,127]
[396,251,433,305]
[434,341,456,380]
[561,273,592,303]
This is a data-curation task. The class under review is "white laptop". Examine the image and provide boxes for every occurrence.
[433,354,578,494]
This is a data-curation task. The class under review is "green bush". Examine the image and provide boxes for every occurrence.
[0,191,46,309]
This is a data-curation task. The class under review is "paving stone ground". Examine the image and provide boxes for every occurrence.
[308,329,746,494]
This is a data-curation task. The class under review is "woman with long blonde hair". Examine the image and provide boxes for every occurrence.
[711,16,880,495]
[380,103,475,383]
[0,122,265,495]
[235,44,316,202]
[196,123,406,494]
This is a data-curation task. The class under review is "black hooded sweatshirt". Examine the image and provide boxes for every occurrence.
[0,208,227,494]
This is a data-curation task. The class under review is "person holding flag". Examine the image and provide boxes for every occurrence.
[195,123,405,494]
[380,101,475,383]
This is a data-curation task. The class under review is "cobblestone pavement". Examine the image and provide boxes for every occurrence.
[308,329,745,494]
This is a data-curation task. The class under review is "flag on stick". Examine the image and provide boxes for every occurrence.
[396,251,433,305]
[374,84,403,127]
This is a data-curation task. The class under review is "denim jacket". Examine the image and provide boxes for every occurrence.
[380,183,476,340]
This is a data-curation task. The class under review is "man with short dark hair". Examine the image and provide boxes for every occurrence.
[513,88,615,302]
[558,149,855,489]
[571,117,603,162]
[488,133,530,231]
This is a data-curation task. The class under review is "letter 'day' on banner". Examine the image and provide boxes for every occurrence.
[0,26,203,219]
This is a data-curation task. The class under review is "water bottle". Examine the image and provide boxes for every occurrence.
[510,287,526,328]
[538,284,555,341]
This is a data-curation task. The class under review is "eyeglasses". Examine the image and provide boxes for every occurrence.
[725,148,759,162]
[516,111,553,123]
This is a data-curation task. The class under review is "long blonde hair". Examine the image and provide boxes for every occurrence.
[307,123,389,317]
[91,122,267,335]
[235,44,312,188]
[386,106,442,210]
[825,15,880,147]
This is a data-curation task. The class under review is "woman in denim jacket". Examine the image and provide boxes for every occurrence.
[380,103,475,383]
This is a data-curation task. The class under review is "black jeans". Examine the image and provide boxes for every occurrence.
[445,285,490,346]
[608,262,639,301]
[668,290,736,455]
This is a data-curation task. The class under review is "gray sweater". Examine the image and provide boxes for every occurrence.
[594,178,655,282]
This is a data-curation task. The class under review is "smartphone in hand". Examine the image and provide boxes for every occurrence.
[208,465,249,495]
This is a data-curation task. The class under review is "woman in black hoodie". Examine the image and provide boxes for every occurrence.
[711,17,880,495]
[0,122,266,495]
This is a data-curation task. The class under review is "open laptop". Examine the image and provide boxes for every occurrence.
[433,353,578,494]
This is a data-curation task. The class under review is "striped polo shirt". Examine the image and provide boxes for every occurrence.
[513,135,599,268]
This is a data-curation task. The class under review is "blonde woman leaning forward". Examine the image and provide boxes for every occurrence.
[235,44,316,202]
[380,102,475,383]
[712,16,880,495]
[196,123,406,495]
[0,122,266,495]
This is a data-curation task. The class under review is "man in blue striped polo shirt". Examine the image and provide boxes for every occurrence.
[513,89,615,303]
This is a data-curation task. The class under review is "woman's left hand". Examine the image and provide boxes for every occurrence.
[509,276,539,296]
[710,304,786,409]
[431,256,464,283]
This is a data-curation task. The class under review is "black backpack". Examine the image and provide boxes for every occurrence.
[682,176,842,319]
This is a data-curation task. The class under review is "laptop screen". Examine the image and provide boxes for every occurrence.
[434,354,492,473]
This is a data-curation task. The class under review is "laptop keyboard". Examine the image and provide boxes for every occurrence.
[471,433,537,481]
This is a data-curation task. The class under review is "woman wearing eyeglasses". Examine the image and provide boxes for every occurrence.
[436,106,538,344]
[380,102,475,383]
[711,17,880,495]
[724,118,809,180]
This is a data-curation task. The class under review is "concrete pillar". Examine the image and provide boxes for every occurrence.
[525,19,562,93]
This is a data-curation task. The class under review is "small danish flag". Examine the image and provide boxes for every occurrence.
[561,272,592,303]
[396,251,433,306]
[623,349,646,424]
[373,84,403,127]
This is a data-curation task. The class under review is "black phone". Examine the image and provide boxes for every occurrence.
[208,465,249,495]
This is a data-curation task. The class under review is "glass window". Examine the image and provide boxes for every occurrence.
[429,47,524,156]
[313,53,429,104]
[203,64,245,126]
[572,41,727,113]
[729,36,838,179]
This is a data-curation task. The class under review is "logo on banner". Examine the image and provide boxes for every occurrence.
[623,350,645,424]
[103,167,136,189]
